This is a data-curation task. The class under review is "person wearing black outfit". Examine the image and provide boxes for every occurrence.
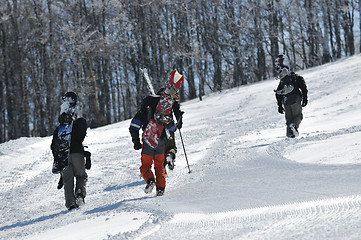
[274,55,308,138]
[51,92,88,210]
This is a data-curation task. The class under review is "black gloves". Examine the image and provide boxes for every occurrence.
[57,175,63,190]
[129,128,141,150]
[278,105,285,114]
[132,136,141,150]
[177,118,183,129]
[302,96,308,107]
[84,151,91,169]
[177,111,184,129]
[133,140,141,150]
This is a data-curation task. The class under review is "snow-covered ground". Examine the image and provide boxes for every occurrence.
[1,54,361,240]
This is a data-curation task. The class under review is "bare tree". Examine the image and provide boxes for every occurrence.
[0,0,359,143]
[340,0,355,56]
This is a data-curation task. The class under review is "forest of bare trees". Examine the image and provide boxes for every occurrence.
[0,0,360,143]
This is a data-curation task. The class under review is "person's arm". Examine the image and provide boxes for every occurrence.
[298,76,308,106]
[172,101,183,129]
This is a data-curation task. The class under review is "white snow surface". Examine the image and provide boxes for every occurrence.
[1,55,361,239]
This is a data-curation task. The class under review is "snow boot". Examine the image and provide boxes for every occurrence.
[75,189,85,206]
[286,126,294,138]
[156,188,165,196]
[67,202,78,210]
[166,153,175,170]
[289,123,299,137]
[144,179,155,194]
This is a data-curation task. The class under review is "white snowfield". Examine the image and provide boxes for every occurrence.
[1,54,361,240]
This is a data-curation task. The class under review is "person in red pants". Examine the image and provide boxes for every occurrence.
[129,73,183,196]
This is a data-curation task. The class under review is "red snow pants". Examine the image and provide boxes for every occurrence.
[140,137,166,189]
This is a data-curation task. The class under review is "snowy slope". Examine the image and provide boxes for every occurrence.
[1,54,361,240]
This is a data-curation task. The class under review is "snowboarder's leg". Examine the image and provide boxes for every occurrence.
[292,100,303,129]
[71,153,87,200]
[62,159,77,209]
[140,153,155,183]
[284,105,293,127]
[165,131,177,169]
[284,106,294,137]
[165,131,177,156]
[154,137,166,193]
[285,97,303,137]
[154,153,166,189]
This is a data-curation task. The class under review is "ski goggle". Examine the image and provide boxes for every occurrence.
[164,86,179,100]
[168,86,179,100]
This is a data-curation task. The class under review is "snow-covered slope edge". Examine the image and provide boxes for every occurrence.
[1,54,361,240]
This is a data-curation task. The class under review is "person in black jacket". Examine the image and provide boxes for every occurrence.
[129,85,183,196]
[51,92,88,210]
[274,55,308,138]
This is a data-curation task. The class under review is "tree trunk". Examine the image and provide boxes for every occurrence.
[268,1,279,76]
[321,0,332,63]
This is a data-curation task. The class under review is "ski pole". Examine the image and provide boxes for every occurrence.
[178,129,191,173]
[175,112,191,174]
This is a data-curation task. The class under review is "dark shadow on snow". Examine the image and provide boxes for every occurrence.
[0,210,69,231]
[237,144,270,150]
[84,195,154,215]
[104,180,144,192]
[0,180,150,231]
[249,144,270,148]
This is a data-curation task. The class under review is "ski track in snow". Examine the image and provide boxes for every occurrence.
[158,195,361,240]
[1,54,361,239]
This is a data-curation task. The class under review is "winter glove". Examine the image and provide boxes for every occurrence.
[57,175,63,190]
[177,111,184,129]
[84,151,91,170]
[134,141,141,150]
[177,119,183,129]
[278,105,285,114]
[302,97,308,107]
[133,139,141,150]
[129,128,141,150]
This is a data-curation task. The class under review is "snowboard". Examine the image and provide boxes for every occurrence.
[52,123,73,174]
[143,70,184,148]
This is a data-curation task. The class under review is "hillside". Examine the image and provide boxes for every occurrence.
[1,54,361,239]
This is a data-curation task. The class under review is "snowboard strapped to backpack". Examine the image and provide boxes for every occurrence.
[52,123,73,174]
[143,70,184,148]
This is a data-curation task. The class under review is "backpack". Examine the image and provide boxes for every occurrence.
[276,73,302,105]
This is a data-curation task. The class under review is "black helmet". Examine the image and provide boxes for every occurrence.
[62,92,77,107]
